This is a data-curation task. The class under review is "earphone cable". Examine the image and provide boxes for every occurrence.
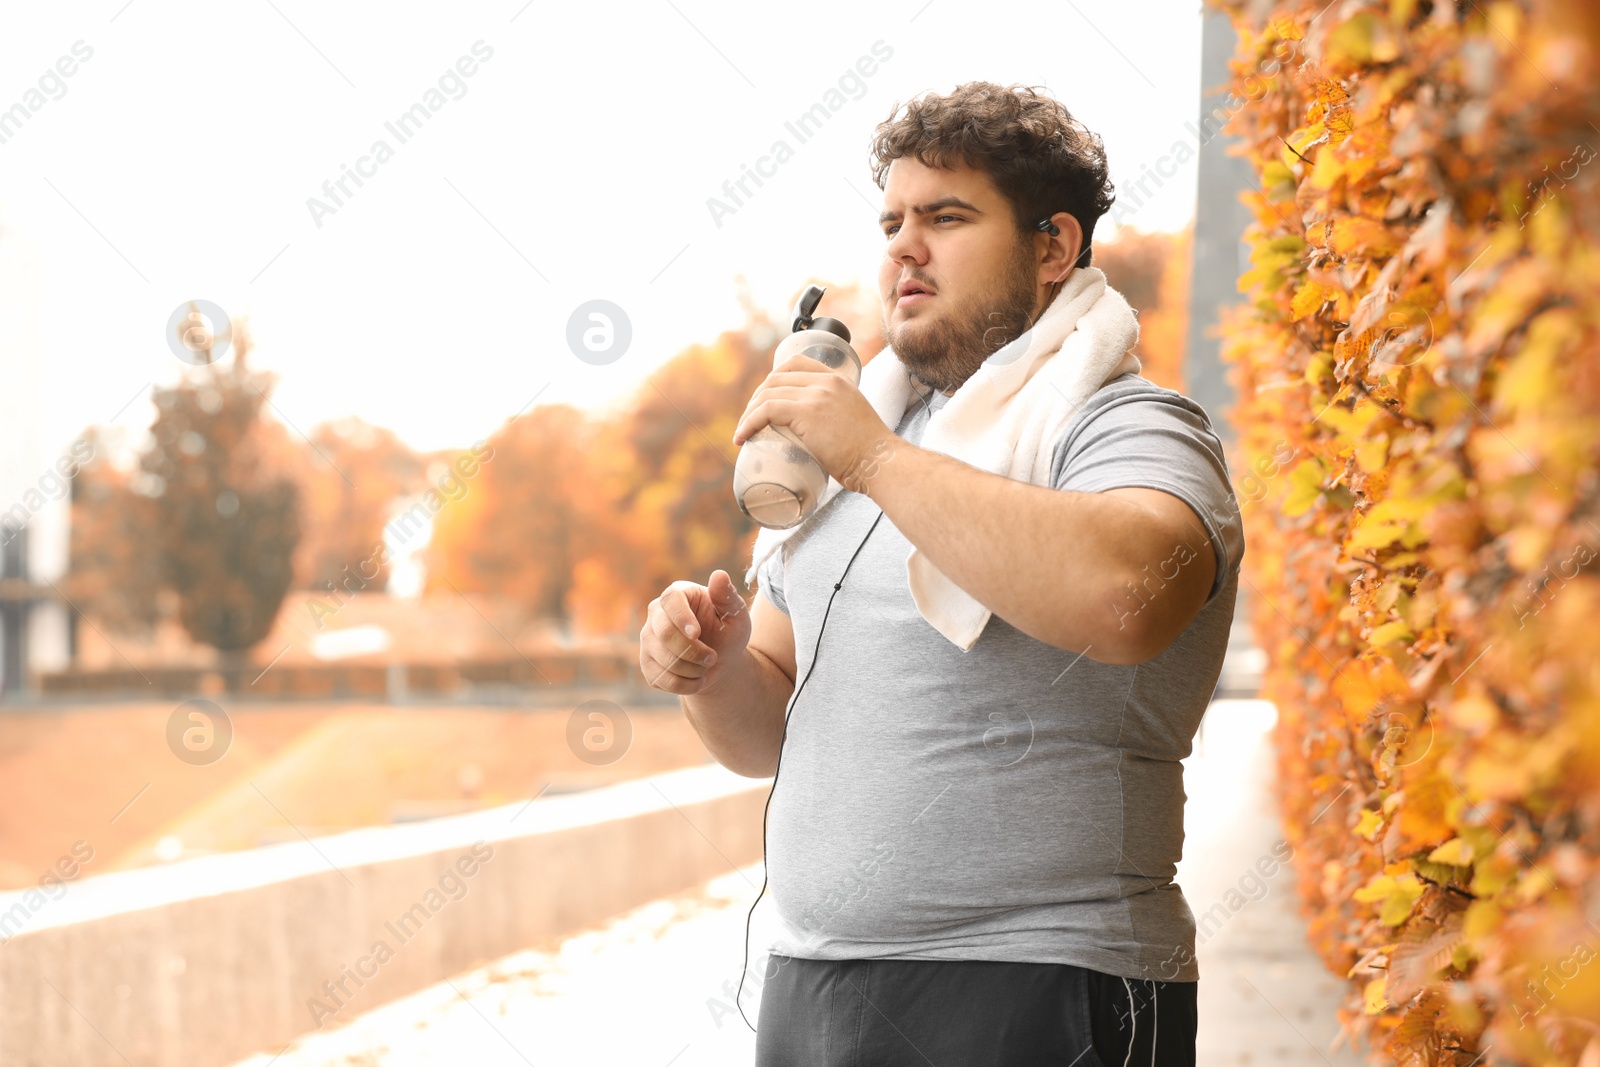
[735,506,885,1031]
[734,377,932,1032]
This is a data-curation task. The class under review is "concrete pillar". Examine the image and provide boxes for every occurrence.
[1184,6,1257,460]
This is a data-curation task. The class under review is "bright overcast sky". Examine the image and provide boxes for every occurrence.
[0,0,1206,458]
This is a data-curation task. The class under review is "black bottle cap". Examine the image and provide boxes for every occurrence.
[791,285,825,333]
[808,316,851,343]
[789,285,851,342]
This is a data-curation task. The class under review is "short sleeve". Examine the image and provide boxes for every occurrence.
[757,544,790,615]
[1050,381,1245,605]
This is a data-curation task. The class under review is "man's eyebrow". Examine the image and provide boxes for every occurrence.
[878,196,984,225]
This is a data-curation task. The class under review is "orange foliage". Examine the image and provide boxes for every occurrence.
[293,417,424,592]
[425,403,595,620]
[1095,225,1192,393]
[1210,0,1600,1063]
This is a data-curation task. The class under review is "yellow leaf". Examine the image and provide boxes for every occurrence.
[1354,872,1425,925]
[1348,496,1429,552]
[1356,808,1385,840]
[1462,899,1500,940]
[1492,309,1571,417]
[1364,976,1389,1014]
[1428,837,1476,866]
[1330,216,1402,257]
[1312,78,1351,110]
[1352,876,1394,903]
[1369,620,1413,647]
[1308,141,1349,191]
[1291,280,1332,320]
[1465,844,1516,895]
[1284,459,1327,516]
[1355,434,1390,474]
[1348,516,1407,552]
[1328,110,1356,146]
[1263,159,1298,200]
[1329,15,1376,64]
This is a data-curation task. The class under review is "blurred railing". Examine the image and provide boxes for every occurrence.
[36,648,665,705]
[0,763,770,1067]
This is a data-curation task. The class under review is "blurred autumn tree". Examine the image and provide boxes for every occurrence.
[1095,225,1192,393]
[140,325,302,686]
[426,402,593,628]
[294,416,424,592]
[67,426,163,635]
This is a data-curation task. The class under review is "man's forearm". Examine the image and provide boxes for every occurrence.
[857,439,1159,661]
[680,646,792,778]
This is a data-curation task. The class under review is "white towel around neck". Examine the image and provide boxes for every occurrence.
[742,265,1143,651]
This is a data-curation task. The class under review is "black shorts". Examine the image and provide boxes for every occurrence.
[753,954,1196,1066]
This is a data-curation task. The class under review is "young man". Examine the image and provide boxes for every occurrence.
[641,81,1244,1065]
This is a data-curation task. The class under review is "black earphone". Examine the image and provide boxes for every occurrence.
[734,377,937,1031]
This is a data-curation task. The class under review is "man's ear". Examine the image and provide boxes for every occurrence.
[1041,211,1084,285]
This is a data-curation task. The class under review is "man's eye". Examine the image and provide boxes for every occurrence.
[884,215,962,237]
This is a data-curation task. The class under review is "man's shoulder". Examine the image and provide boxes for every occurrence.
[1077,371,1209,417]
[1056,372,1220,448]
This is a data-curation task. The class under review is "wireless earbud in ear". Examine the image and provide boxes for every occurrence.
[1039,216,1093,271]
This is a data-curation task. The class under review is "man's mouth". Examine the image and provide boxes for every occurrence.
[896,280,936,307]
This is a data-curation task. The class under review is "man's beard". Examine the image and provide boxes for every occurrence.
[883,243,1039,394]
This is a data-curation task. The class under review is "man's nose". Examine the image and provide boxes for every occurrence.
[885,226,926,266]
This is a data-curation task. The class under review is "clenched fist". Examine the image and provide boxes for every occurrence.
[639,569,751,696]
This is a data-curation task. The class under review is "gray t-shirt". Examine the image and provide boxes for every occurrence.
[755,371,1244,982]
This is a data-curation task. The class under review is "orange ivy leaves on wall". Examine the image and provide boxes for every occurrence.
[1208,0,1599,1063]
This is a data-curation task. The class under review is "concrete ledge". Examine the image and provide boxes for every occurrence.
[0,763,771,1067]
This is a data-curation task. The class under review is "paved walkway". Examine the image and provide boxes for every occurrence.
[228,699,1371,1066]
[1181,701,1369,1066]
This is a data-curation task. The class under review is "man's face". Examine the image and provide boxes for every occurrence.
[876,157,1044,395]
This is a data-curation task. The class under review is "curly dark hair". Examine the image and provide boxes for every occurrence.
[868,82,1116,265]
